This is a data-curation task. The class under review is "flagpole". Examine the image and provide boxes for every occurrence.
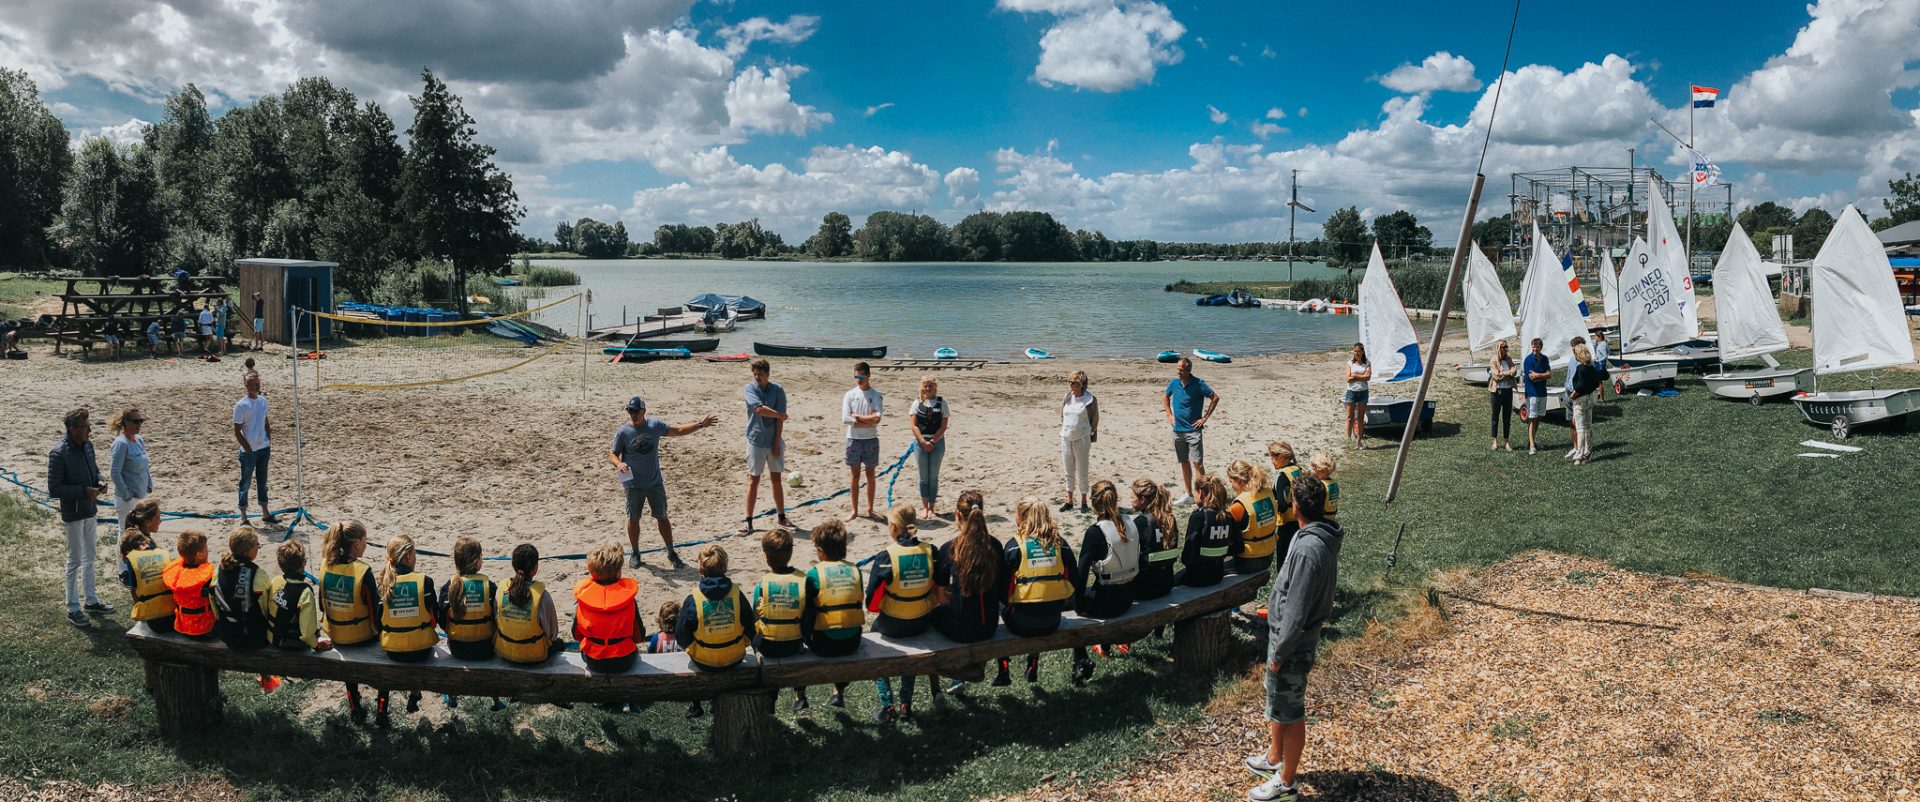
[1685,87,1696,257]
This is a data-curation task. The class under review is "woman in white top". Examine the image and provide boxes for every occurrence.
[908,378,951,519]
[107,406,152,533]
[1058,371,1099,513]
[1342,343,1372,448]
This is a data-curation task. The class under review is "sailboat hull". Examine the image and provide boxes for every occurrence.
[1455,363,1491,385]
[1363,395,1436,432]
[1791,388,1919,438]
[1702,367,1815,402]
[1612,343,1720,372]
[1609,361,1679,391]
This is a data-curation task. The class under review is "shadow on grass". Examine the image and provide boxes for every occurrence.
[1304,768,1463,801]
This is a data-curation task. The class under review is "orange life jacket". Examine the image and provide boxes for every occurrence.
[573,577,639,661]
[163,560,216,636]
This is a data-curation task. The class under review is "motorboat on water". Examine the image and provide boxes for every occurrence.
[685,293,767,319]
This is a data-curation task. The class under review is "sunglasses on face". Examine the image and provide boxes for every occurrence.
[854,374,869,381]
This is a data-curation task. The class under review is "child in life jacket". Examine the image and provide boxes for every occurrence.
[117,499,173,632]
[438,537,502,711]
[1226,460,1281,576]
[647,600,700,719]
[998,497,1079,685]
[212,526,280,693]
[1131,479,1180,601]
[1178,475,1234,588]
[263,540,331,652]
[319,520,379,723]
[675,544,755,672]
[930,490,1004,698]
[575,541,646,678]
[1309,452,1340,522]
[494,544,562,665]
[1267,441,1305,549]
[375,533,437,725]
[752,529,811,712]
[864,504,941,721]
[162,531,216,640]
[1073,481,1140,682]
[801,519,862,709]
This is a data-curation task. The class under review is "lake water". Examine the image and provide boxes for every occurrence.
[530,258,1360,360]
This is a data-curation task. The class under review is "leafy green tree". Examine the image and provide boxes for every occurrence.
[1470,213,1512,248]
[1790,207,1835,254]
[317,100,408,300]
[1886,172,1919,226]
[999,210,1076,260]
[212,97,293,265]
[854,211,952,261]
[50,139,165,275]
[1737,201,1796,234]
[261,198,316,257]
[950,212,1003,260]
[1371,210,1432,260]
[1322,206,1366,264]
[555,221,575,252]
[611,221,630,256]
[399,70,522,316]
[811,211,853,257]
[0,69,75,266]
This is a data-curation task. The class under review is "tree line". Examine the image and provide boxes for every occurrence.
[0,68,521,315]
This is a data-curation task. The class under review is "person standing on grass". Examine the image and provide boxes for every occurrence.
[1059,371,1098,513]
[1590,331,1610,401]
[1567,341,1603,465]
[908,377,951,519]
[610,396,719,569]
[108,407,152,534]
[198,301,215,354]
[1563,336,1588,460]
[250,290,266,352]
[50,407,116,628]
[1163,358,1220,505]
[1489,340,1518,452]
[1245,473,1344,802]
[742,359,795,534]
[1522,337,1551,455]
[1342,344,1371,449]
[233,371,277,526]
[841,362,884,522]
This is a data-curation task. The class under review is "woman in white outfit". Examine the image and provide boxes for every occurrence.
[107,406,152,533]
[1058,371,1099,513]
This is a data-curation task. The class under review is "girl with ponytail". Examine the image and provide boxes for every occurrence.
[1130,478,1179,602]
[439,536,502,710]
[374,533,437,724]
[1070,480,1141,684]
[316,519,377,722]
[931,489,1005,644]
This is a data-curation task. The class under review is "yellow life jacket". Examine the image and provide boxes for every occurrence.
[445,573,496,643]
[264,576,314,649]
[1010,537,1073,604]
[378,573,439,654]
[809,561,865,632]
[1275,465,1306,523]
[754,571,805,643]
[1323,478,1340,520]
[1235,487,1281,558]
[125,548,176,622]
[687,587,748,668]
[879,541,935,620]
[320,561,375,645]
[493,581,550,663]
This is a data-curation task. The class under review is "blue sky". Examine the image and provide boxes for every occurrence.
[7,0,1919,242]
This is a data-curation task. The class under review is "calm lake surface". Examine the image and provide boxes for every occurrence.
[530,258,1359,360]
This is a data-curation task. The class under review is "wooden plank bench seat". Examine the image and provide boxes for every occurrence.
[125,572,1265,758]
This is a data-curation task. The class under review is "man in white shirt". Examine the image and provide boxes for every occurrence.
[841,362,883,522]
[232,371,276,525]
[197,303,215,354]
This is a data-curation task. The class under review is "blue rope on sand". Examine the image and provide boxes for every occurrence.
[0,467,303,527]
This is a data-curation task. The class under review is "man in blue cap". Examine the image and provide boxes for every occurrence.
[608,396,718,568]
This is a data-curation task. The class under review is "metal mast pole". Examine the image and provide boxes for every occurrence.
[1288,169,1298,282]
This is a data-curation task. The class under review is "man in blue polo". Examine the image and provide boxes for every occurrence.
[1162,357,1221,505]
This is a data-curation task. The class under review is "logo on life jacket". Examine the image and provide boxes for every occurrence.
[811,561,865,631]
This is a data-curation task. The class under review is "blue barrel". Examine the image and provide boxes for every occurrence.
[429,311,451,336]
[405,310,425,337]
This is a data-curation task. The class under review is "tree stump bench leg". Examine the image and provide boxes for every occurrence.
[1173,610,1232,679]
[710,688,776,761]
[143,660,223,734]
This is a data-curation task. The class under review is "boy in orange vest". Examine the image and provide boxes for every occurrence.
[162,531,216,638]
[573,541,646,712]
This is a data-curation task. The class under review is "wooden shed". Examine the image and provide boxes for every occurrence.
[234,258,337,344]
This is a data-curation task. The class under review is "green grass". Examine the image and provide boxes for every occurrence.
[1165,279,1296,296]
[0,274,63,317]
[0,491,1251,801]
[521,266,581,287]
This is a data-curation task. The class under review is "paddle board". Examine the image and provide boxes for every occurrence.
[933,347,958,360]
[1156,350,1181,363]
[1024,348,1053,360]
[1193,348,1232,364]
[704,353,752,362]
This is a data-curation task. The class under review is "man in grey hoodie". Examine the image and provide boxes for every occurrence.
[1245,472,1344,802]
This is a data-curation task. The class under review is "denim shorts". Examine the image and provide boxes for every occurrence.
[844,437,879,468]
[1341,388,1369,405]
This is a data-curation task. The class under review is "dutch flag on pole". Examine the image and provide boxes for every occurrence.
[1691,85,1721,108]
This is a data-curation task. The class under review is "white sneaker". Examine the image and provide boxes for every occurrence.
[1528,445,1537,455]
[1172,493,1194,506]
[1243,752,1281,773]
[1249,776,1298,801]
[1564,448,1578,459]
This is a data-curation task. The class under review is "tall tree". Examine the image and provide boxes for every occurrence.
[555,221,575,252]
[1737,201,1796,234]
[1887,172,1920,227]
[399,70,522,315]
[0,68,74,266]
[1790,208,1835,254]
[49,139,165,275]
[212,97,293,266]
[317,100,408,300]
[1371,210,1432,260]
[1321,206,1366,264]
[811,211,853,258]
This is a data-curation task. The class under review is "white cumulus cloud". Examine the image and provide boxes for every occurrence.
[1471,54,1654,146]
[627,144,940,238]
[717,14,820,58]
[1377,51,1482,94]
[1000,0,1186,92]
[1207,104,1228,124]
[725,65,832,137]
[945,167,981,204]
[1266,107,1286,120]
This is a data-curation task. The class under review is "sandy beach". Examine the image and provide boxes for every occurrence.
[1,336,1360,617]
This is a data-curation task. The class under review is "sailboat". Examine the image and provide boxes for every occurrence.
[1357,243,1436,432]
[1512,222,1589,418]
[1607,237,1684,391]
[1702,221,1813,403]
[1789,205,1919,438]
[1454,245,1516,384]
[1612,180,1719,372]
[1599,250,1621,321]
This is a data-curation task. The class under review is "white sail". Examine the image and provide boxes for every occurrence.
[1645,180,1700,336]
[1599,251,1620,319]
[1464,245,1516,354]
[1712,221,1790,362]
[1517,222,1589,368]
[1357,242,1423,382]
[1618,236,1692,352]
[1809,205,1915,375]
